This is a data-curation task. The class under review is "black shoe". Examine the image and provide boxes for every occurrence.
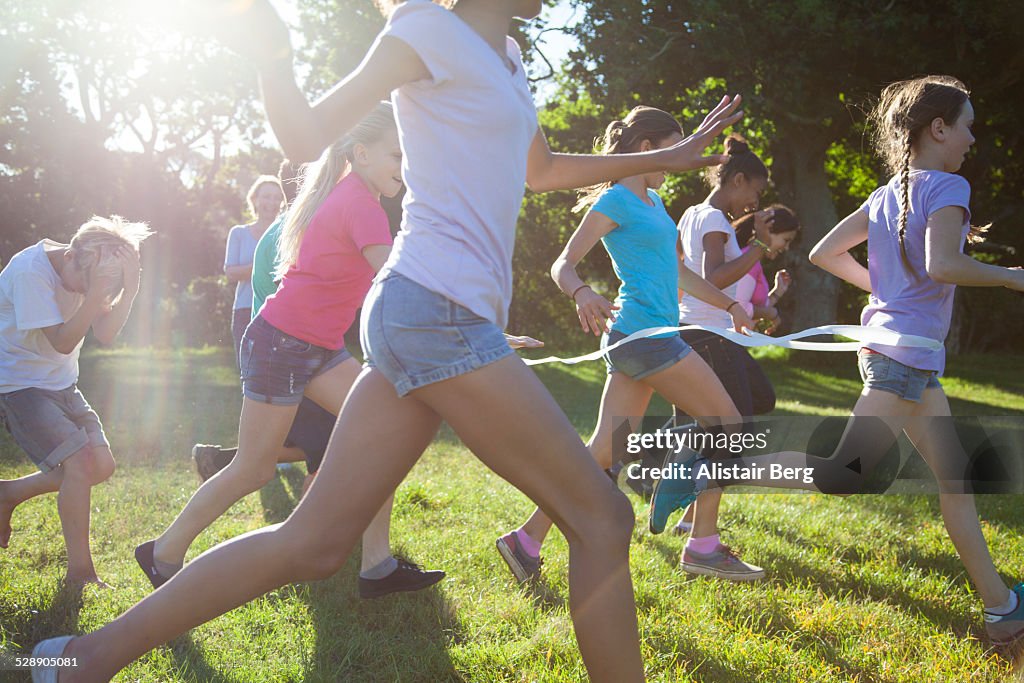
[192,444,236,482]
[358,559,445,599]
[134,540,174,590]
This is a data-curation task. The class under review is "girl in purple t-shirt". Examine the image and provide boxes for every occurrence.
[810,75,1024,648]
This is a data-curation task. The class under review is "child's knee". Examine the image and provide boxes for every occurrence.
[89,448,116,484]
[62,447,114,485]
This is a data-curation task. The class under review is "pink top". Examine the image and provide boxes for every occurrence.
[733,246,771,318]
[261,173,392,349]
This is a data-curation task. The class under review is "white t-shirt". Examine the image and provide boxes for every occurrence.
[678,202,741,327]
[0,240,84,392]
[378,0,539,329]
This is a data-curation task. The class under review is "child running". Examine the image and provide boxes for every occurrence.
[649,75,1024,650]
[0,216,151,587]
[669,203,798,537]
[133,102,445,600]
[809,75,1024,649]
[30,1,742,680]
[497,106,767,583]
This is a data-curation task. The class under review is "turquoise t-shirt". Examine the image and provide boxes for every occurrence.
[592,183,679,337]
[250,216,284,319]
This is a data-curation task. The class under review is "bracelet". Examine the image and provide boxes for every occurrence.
[750,238,771,255]
[571,284,592,301]
[725,301,740,314]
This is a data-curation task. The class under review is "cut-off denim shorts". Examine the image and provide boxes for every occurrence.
[240,315,351,406]
[360,272,513,397]
[602,328,692,380]
[858,348,941,403]
[0,385,109,472]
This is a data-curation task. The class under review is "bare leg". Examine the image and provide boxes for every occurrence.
[642,352,742,538]
[0,468,66,548]
[62,368,442,682]
[153,398,300,566]
[415,356,643,682]
[59,447,116,584]
[520,371,652,546]
[904,387,1011,608]
[302,360,398,575]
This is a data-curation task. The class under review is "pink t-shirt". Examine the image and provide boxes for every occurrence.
[261,173,392,349]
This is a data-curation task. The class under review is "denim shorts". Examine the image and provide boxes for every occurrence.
[240,315,351,406]
[360,272,513,397]
[602,328,691,380]
[858,348,941,402]
[0,385,109,472]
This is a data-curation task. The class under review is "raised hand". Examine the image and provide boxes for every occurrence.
[196,0,292,69]
[772,269,792,299]
[660,95,744,172]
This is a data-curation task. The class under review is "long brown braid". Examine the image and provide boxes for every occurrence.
[898,133,913,271]
[869,76,970,275]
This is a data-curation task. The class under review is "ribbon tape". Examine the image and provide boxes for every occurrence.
[521,324,943,367]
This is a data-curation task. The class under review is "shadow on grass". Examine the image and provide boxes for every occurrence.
[255,466,464,681]
[3,581,85,659]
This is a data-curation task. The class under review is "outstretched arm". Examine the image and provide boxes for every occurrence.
[809,210,872,292]
[526,95,743,193]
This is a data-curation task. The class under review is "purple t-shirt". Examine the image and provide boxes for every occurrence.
[860,170,970,374]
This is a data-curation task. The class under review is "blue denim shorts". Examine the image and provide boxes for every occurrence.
[240,315,351,406]
[0,385,109,472]
[858,348,941,402]
[360,272,513,397]
[602,328,692,380]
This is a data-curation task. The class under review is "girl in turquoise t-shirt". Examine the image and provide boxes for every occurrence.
[498,106,766,583]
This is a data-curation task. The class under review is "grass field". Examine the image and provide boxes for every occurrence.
[1,347,1023,682]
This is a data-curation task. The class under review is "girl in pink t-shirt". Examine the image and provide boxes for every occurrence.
[131,102,442,602]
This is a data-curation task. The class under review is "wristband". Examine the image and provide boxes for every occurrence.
[750,238,771,255]
[571,284,591,301]
[726,301,741,314]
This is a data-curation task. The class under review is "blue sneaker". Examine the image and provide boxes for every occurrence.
[648,452,707,534]
[985,583,1024,647]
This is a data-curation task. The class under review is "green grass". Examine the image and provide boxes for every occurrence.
[2,347,1023,682]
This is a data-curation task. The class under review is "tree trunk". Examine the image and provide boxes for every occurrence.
[771,128,841,332]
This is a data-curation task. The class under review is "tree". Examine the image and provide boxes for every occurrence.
[565,0,1024,332]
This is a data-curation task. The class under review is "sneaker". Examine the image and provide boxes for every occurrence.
[985,583,1024,647]
[192,444,235,482]
[648,452,706,534]
[134,540,175,590]
[495,532,543,583]
[358,558,445,599]
[681,543,765,581]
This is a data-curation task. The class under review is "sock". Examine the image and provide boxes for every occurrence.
[985,589,1019,616]
[153,558,183,579]
[515,528,542,558]
[359,556,398,580]
[674,520,694,533]
[685,533,720,555]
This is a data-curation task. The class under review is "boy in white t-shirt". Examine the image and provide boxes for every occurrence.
[0,215,151,586]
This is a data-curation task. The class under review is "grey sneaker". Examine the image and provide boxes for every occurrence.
[985,583,1024,647]
[681,544,765,581]
[496,531,542,583]
[192,444,236,482]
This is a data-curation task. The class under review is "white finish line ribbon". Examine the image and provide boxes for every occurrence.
[522,324,943,366]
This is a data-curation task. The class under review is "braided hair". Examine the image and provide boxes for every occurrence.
[869,76,969,271]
